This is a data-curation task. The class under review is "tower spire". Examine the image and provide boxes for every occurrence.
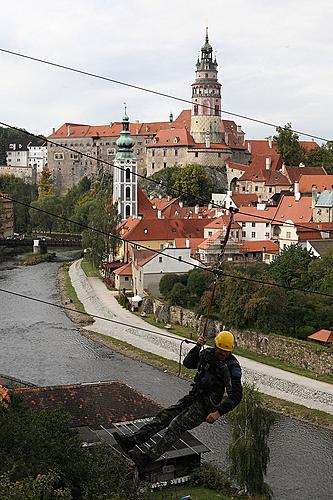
[205,26,209,44]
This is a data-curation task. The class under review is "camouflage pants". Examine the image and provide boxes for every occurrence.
[131,394,208,460]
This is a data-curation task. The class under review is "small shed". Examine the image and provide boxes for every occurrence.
[307,329,333,345]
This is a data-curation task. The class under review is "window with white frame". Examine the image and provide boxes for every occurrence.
[54,153,64,160]
[107,148,116,155]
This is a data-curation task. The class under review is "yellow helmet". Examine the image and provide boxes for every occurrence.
[215,331,235,352]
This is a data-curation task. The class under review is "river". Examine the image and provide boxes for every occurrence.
[0,250,332,500]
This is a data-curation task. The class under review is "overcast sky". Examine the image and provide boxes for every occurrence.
[0,0,332,142]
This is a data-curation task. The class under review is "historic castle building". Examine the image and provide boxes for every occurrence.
[48,30,249,195]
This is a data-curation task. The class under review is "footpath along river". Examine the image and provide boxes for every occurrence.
[0,251,332,500]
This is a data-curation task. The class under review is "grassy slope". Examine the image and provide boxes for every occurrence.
[139,314,333,385]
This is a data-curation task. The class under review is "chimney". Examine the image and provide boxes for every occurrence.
[294,182,301,201]
[169,112,173,123]
[267,136,273,148]
[194,204,199,214]
[52,127,55,134]
[205,132,211,148]
[157,209,162,219]
[247,142,251,153]
[311,186,318,208]
[67,125,71,137]
[265,157,271,170]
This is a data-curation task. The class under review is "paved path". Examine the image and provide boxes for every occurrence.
[69,260,333,414]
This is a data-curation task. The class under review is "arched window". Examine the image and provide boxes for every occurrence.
[125,168,131,182]
[215,105,220,116]
[125,186,131,201]
[125,204,131,218]
[194,104,198,115]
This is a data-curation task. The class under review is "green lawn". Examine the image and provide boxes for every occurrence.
[151,486,235,499]
[61,264,94,324]
[80,259,100,277]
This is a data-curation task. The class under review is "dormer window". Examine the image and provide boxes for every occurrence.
[173,137,179,144]
[144,229,148,234]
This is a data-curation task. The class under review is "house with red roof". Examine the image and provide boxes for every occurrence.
[131,246,203,296]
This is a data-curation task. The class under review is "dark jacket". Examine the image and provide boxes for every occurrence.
[183,345,243,416]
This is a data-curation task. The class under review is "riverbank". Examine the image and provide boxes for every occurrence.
[57,262,333,429]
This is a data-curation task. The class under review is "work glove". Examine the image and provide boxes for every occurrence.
[196,333,206,347]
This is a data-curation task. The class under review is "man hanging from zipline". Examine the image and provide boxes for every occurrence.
[114,330,243,472]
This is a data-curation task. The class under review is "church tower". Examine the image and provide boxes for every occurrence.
[190,28,222,144]
[113,108,138,220]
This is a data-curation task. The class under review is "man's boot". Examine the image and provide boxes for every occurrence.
[113,432,136,453]
[128,447,152,473]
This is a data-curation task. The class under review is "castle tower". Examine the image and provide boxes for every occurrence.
[113,108,138,220]
[190,28,222,144]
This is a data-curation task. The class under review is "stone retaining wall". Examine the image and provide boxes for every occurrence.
[141,296,332,375]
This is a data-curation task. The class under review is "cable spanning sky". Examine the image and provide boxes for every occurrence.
[0,0,332,141]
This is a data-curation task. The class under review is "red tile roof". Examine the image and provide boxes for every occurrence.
[174,237,205,253]
[149,196,178,211]
[239,240,279,253]
[238,155,286,185]
[235,206,278,223]
[204,215,240,230]
[120,218,208,241]
[307,329,333,343]
[146,128,195,148]
[245,139,319,155]
[299,175,333,193]
[132,248,156,267]
[137,187,157,218]
[272,195,312,224]
[225,158,248,172]
[14,381,161,429]
[114,262,132,276]
[284,166,327,184]
[232,193,258,207]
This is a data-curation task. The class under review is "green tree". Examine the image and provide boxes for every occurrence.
[187,268,214,300]
[0,395,145,499]
[0,174,37,233]
[273,123,304,166]
[139,165,179,198]
[305,141,333,172]
[269,244,314,288]
[29,195,63,234]
[168,282,188,306]
[227,384,275,498]
[159,273,183,297]
[175,164,213,205]
[38,167,54,197]
[81,190,120,266]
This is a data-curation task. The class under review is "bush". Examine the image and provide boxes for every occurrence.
[159,273,183,297]
[190,463,234,494]
[168,282,188,306]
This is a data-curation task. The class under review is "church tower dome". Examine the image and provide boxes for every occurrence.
[190,28,222,144]
[113,106,138,221]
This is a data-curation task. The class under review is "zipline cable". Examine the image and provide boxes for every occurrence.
[0,48,330,142]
